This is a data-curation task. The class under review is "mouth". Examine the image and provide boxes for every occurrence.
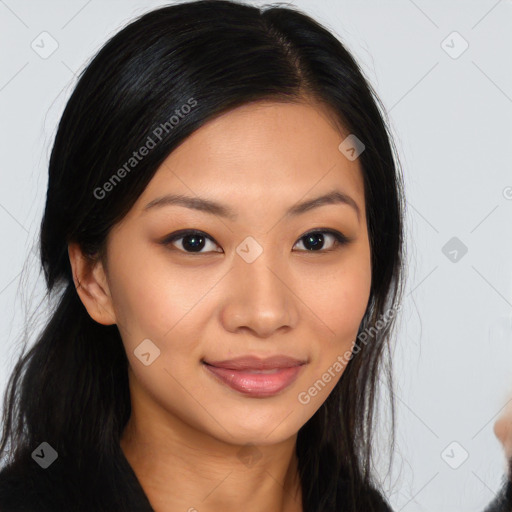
[202,355,307,397]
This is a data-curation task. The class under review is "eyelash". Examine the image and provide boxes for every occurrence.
[161,228,350,255]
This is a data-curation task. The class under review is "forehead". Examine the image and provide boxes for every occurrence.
[136,100,365,220]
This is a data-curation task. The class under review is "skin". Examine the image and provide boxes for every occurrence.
[68,99,372,512]
[494,397,512,472]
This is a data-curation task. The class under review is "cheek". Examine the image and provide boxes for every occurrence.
[107,241,227,364]
[297,250,371,343]
[297,244,371,391]
[330,271,371,339]
[294,252,371,408]
[105,242,190,342]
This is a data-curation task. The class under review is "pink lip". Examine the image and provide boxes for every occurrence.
[202,355,307,397]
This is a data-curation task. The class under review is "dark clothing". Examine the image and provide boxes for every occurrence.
[0,447,391,512]
[0,447,154,512]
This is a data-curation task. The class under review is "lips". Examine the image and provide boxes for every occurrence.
[203,355,306,370]
[202,355,307,397]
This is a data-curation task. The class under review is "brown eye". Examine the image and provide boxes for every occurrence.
[162,230,222,254]
[293,230,349,252]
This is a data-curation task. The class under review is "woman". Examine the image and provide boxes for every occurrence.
[0,1,405,510]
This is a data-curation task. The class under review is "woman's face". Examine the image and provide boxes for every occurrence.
[98,100,371,446]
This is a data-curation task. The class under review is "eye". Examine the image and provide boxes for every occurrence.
[161,228,350,254]
[293,229,349,252]
[162,230,222,254]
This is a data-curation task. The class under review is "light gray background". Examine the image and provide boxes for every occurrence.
[1,1,511,511]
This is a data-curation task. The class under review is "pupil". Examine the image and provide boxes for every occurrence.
[304,232,324,251]
[183,234,205,252]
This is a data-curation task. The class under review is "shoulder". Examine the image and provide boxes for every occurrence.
[0,460,44,511]
[0,449,155,512]
[0,456,66,511]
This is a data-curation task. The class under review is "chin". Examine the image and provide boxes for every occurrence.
[213,420,299,447]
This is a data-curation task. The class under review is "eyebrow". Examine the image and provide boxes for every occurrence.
[143,190,360,223]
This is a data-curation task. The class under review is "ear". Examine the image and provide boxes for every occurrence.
[68,242,117,325]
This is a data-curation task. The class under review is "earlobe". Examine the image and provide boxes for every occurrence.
[68,242,117,326]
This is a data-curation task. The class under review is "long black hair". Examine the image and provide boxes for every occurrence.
[0,1,405,510]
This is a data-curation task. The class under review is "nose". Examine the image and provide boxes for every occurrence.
[220,250,300,338]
